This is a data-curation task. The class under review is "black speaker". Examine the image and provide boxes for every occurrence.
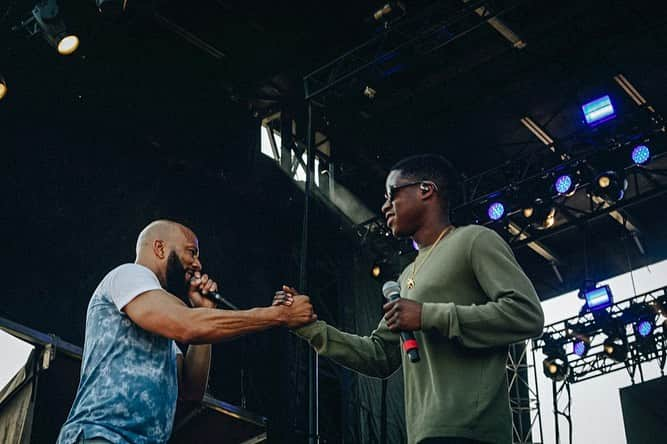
[620,376,667,444]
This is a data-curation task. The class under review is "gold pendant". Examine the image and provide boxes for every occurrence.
[407,278,415,289]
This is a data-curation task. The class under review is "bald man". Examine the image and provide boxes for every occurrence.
[57,220,315,444]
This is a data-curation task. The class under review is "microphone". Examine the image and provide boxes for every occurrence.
[382,280,420,363]
[204,291,239,310]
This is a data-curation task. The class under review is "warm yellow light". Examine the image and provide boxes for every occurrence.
[371,265,382,278]
[523,207,534,219]
[0,82,6,101]
[598,175,611,188]
[604,344,614,355]
[548,363,558,374]
[57,35,80,55]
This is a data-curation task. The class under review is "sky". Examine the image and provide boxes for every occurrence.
[0,328,34,392]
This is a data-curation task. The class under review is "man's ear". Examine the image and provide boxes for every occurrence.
[153,239,166,259]
[419,183,436,200]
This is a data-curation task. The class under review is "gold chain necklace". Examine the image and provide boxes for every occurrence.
[406,225,455,290]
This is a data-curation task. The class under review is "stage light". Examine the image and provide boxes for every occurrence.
[522,198,555,230]
[0,75,7,101]
[631,145,650,165]
[542,339,570,381]
[371,263,382,279]
[636,319,654,337]
[373,1,406,22]
[603,336,628,362]
[572,338,590,357]
[633,315,658,356]
[57,35,79,55]
[487,202,505,221]
[543,356,569,381]
[554,174,575,195]
[593,171,627,203]
[31,1,79,56]
[582,95,615,126]
[583,285,613,312]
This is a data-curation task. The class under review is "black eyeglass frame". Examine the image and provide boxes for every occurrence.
[384,180,439,202]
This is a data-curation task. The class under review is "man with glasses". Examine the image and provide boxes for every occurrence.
[275,154,544,444]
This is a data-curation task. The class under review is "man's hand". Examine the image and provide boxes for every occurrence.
[273,285,317,328]
[273,285,295,306]
[383,299,422,332]
[188,272,218,309]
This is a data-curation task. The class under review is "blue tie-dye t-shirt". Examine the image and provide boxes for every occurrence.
[57,263,182,444]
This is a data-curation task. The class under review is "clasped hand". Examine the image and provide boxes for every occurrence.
[272,285,317,328]
[273,286,422,332]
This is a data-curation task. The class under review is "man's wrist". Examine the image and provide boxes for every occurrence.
[189,296,217,309]
[273,305,289,326]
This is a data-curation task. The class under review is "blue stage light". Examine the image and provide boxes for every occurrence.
[487,202,505,221]
[573,339,589,357]
[631,145,650,165]
[582,95,615,126]
[555,174,574,195]
[583,285,613,311]
[636,320,654,337]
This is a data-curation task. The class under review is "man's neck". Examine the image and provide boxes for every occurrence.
[412,216,453,249]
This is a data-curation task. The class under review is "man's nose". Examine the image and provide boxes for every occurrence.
[381,198,391,215]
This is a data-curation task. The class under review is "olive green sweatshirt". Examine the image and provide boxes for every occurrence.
[295,225,544,444]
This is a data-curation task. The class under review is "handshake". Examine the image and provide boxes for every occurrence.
[273,285,317,329]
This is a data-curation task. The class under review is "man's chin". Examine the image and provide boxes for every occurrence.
[390,226,406,238]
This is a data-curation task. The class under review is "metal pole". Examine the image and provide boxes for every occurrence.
[531,344,545,444]
[301,98,319,444]
[552,380,560,444]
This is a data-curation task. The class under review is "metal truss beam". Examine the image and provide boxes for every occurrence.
[533,286,667,384]
[507,342,544,444]
[304,0,526,101]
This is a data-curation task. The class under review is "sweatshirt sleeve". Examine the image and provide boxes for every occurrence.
[294,319,402,379]
[421,228,545,348]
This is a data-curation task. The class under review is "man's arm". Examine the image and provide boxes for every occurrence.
[383,229,544,348]
[177,345,211,401]
[276,287,402,379]
[295,320,403,379]
[124,290,315,344]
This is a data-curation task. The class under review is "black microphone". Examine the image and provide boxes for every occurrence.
[382,280,420,363]
[204,291,239,310]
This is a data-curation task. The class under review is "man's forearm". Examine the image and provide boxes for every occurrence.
[183,306,287,344]
[182,344,211,401]
[295,320,402,378]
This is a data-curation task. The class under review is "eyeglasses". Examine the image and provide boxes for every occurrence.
[384,180,438,202]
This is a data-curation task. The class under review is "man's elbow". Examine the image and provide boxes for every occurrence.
[174,325,202,344]
[528,307,545,338]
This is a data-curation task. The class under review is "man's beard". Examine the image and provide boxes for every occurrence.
[166,251,189,303]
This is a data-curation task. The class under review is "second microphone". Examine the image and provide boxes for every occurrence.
[382,280,420,363]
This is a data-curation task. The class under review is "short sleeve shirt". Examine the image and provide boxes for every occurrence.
[57,264,182,444]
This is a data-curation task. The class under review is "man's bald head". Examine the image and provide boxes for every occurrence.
[136,220,193,257]
[135,220,201,291]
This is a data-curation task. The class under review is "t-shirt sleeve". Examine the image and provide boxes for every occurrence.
[108,264,163,312]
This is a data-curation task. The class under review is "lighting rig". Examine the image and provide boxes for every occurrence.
[451,74,666,282]
[534,285,667,384]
